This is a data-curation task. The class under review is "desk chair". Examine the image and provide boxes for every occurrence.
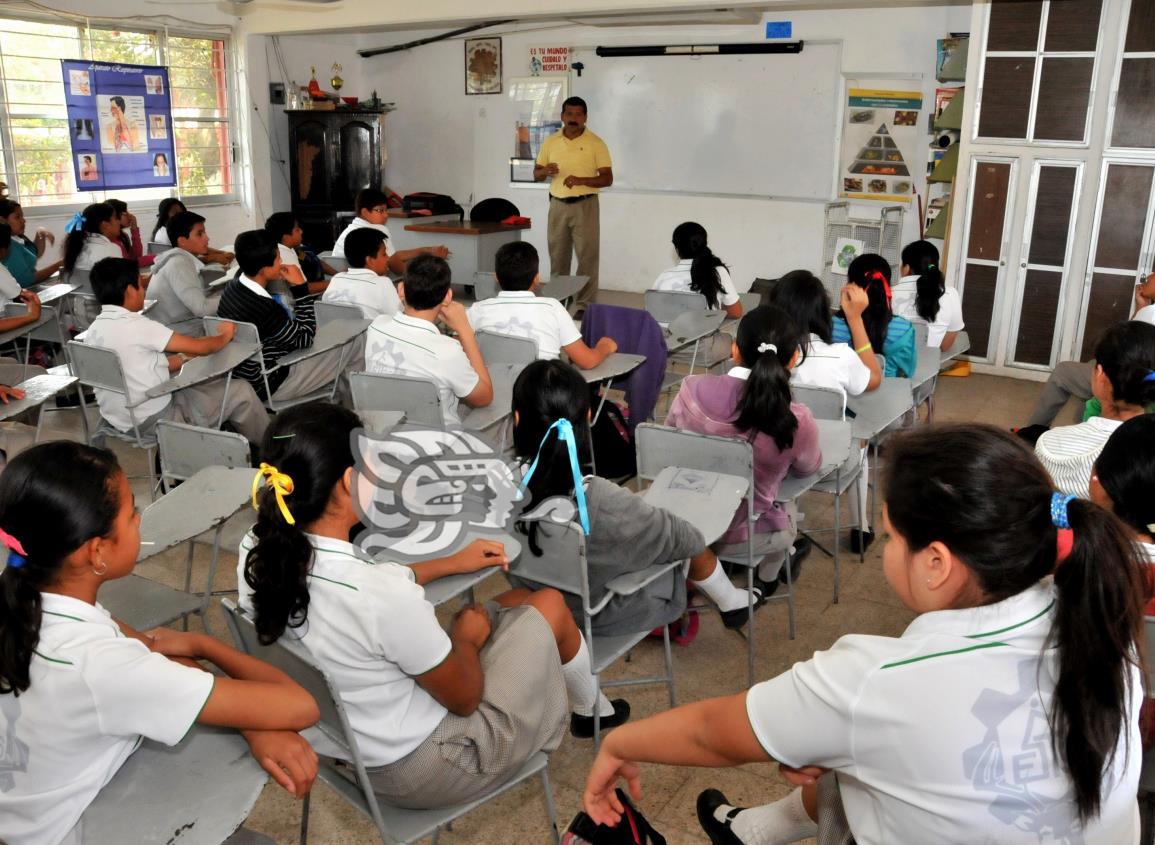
[472,272,499,301]
[0,372,81,446]
[350,371,444,427]
[314,300,365,327]
[791,385,866,602]
[476,329,538,366]
[67,339,161,500]
[644,290,730,384]
[635,423,779,686]
[941,329,971,364]
[510,520,677,745]
[318,251,349,273]
[222,599,561,845]
[908,320,942,420]
[147,241,173,255]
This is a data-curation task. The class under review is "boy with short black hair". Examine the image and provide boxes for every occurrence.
[331,188,449,274]
[468,241,616,368]
[365,254,491,426]
[321,228,400,319]
[84,257,267,443]
[147,210,218,333]
[264,211,331,294]
[218,229,362,404]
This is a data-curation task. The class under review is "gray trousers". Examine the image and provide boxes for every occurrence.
[1027,360,1093,426]
[270,337,364,408]
[172,378,268,444]
[547,195,601,307]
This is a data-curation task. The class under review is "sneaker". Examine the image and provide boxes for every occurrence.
[849,529,875,554]
[570,698,631,738]
[697,788,747,845]
[719,585,768,630]
[778,537,813,584]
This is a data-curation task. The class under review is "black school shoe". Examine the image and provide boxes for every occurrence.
[849,529,874,554]
[719,584,770,630]
[697,788,748,845]
[778,537,813,584]
[570,698,631,738]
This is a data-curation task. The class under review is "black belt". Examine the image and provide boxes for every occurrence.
[551,194,595,204]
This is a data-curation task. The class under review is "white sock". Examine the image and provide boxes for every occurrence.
[757,551,788,583]
[691,563,757,612]
[561,635,614,717]
[720,789,817,845]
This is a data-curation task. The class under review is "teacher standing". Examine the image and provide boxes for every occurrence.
[534,96,613,312]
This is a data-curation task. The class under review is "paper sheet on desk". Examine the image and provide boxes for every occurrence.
[668,468,718,494]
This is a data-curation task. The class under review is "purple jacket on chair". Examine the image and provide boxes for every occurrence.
[580,303,668,430]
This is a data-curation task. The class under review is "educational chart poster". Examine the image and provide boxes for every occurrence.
[61,59,176,191]
[839,85,923,203]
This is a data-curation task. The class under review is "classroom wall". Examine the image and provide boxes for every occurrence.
[358,5,971,292]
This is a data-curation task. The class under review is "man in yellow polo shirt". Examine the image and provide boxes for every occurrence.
[533,96,613,311]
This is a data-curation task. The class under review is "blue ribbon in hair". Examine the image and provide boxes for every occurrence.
[518,418,591,535]
[64,211,85,234]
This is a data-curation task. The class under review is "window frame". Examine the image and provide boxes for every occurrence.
[0,12,239,213]
[1104,0,1155,155]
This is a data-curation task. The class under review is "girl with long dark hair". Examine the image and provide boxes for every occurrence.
[891,239,964,351]
[652,221,743,318]
[61,201,121,275]
[0,198,62,286]
[831,253,917,378]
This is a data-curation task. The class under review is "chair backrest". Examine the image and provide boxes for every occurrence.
[314,300,364,328]
[473,272,499,301]
[792,384,847,421]
[508,519,592,613]
[157,421,250,485]
[204,316,261,348]
[67,340,129,395]
[199,267,227,287]
[910,319,930,349]
[644,289,708,323]
[635,423,754,485]
[476,329,538,366]
[147,241,172,255]
[349,371,443,426]
[318,251,349,273]
[65,268,93,294]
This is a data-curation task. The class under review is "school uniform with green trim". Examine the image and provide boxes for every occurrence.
[744,580,1141,844]
[0,593,214,845]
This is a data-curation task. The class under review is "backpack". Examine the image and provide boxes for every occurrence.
[563,789,667,845]
[402,192,464,220]
[589,391,636,480]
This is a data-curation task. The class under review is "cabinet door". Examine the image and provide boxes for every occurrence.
[333,118,381,208]
[1076,162,1155,358]
[958,158,1019,360]
[289,118,330,206]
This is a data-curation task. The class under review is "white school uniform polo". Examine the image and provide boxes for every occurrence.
[0,593,213,845]
[891,276,965,349]
[322,267,402,320]
[83,305,174,431]
[364,313,479,425]
[237,533,450,768]
[331,218,397,260]
[1133,304,1155,326]
[0,262,22,299]
[746,581,1141,845]
[277,243,302,273]
[790,333,871,398]
[153,227,172,246]
[651,259,740,307]
[467,290,581,360]
[74,233,123,274]
[1035,415,1124,497]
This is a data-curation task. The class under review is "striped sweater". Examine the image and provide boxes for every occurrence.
[1035,415,1123,497]
[217,278,317,399]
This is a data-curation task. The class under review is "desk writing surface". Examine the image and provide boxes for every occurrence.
[33,282,78,305]
[137,466,255,561]
[581,353,645,384]
[404,220,532,236]
[847,378,914,440]
[277,317,369,367]
[0,373,76,420]
[144,341,260,399]
[461,362,523,432]
[643,466,748,546]
[776,419,855,503]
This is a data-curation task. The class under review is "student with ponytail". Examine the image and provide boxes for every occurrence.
[0,442,320,845]
[667,306,821,589]
[652,221,743,318]
[831,253,917,378]
[582,424,1146,845]
[62,202,123,276]
[891,239,964,351]
[150,197,186,244]
[1036,320,1155,496]
[511,360,766,643]
[1091,414,1155,586]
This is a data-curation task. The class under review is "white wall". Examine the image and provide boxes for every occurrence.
[361,6,971,292]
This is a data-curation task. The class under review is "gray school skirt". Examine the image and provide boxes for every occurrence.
[363,604,568,809]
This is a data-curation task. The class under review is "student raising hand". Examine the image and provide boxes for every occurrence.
[840,282,869,316]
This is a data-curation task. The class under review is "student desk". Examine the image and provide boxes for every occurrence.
[941,330,971,365]
[642,466,749,546]
[0,373,78,440]
[402,220,531,287]
[359,410,406,433]
[145,340,262,428]
[664,310,727,356]
[80,725,266,845]
[537,275,588,307]
[277,317,369,369]
[775,419,856,503]
[579,353,646,425]
[847,378,915,441]
[31,280,79,306]
[404,531,523,608]
[460,362,524,433]
[383,209,461,254]
[0,302,60,380]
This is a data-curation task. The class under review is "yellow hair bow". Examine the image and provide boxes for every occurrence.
[252,462,296,525]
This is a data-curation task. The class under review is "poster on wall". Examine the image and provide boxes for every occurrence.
[838,83,923,203]
[527,45,570,76]
[508,76,568,181]
[62,59,176,191]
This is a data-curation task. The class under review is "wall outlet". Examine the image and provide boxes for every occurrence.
[269,82,286,105]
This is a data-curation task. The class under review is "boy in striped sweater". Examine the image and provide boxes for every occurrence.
[218,229,363,404]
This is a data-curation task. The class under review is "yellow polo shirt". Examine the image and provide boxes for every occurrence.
[536,128,612,199]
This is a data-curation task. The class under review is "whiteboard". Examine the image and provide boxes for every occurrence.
[571,42,841,201]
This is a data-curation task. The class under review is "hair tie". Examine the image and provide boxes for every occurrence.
[1055,527,1074,566]
[757,342,777,354]
[0,527,26,569]
[1050,492,1075,530]
[868,270,893,303]
[64,212,85,234]
[925,263,937,270]
[518,418,590,535]
[252,463,296,525]
[1144,371,1155,383]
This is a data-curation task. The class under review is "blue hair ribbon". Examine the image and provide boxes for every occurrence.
[518,418,591,535]
[1050,492,1075,530]
[1144,371,1155,383]
[64,211,85,234]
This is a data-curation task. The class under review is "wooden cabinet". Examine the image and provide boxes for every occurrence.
[287,110,386,250]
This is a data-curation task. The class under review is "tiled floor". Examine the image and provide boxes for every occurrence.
[43,319,1055,844]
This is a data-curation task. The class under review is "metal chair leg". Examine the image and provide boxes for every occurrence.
[540,767,561,845]
[298,790,310,845]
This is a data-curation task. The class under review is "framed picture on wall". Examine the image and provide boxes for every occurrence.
[465,37,502,95]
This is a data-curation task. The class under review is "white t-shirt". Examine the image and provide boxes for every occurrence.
[237,532,450,767]
[364,313,480,425]
[651,258,740,307]
[1133,304,1155,325]
[331,218,397,260]
[322,267,402,320]
[1035,415,1124,497]
[277,243,302,272]
[74,234,123,274]
[467,291,581,360]
[0,262,22,299]
[745,581,1140,845]
[0,593,214,845]
[83,305,174,430]
[152,227,171,246]
[891,276,965,349]
[791,333,871,398]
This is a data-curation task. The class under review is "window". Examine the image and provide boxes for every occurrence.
[0,15,234,207]
[1109,0,1155,149]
